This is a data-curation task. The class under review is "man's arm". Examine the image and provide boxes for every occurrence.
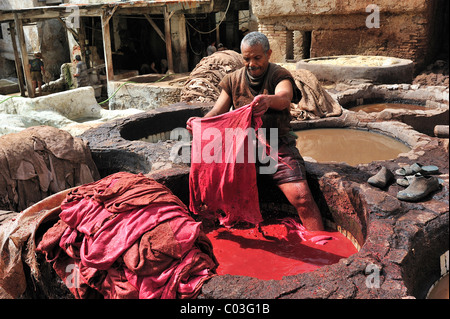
[74,64,81,77]
[204,89,232,118]
[186,89,232,132]
[252,79,293,117]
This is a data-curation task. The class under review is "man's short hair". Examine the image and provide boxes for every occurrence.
[241,32,270,53]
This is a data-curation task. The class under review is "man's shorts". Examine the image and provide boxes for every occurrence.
[256,133,307,185]
[31,71,43,82]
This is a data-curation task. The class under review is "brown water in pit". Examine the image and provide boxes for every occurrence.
[349,103,428,113]
[427,274,449,299]
[295,128,411,166]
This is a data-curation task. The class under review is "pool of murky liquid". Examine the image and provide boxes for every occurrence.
[349,103,428,113]
[294,128,411,166]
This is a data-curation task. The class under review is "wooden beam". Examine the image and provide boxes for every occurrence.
[102,5,118,28]
[57,17,79,42]
[8,22,26,97]
[144,14,165,43]
[164,7,174,74]
[0,1,214,24]
[14,14,34,98]
[101,10,114,82]
[0,7,104,24]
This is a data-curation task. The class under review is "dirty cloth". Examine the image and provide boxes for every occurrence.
[291,69,343,120]
[189,103,264,227]
[0,188,72,299]
[282,218,336,245]
[180,50,244,104]
[37,172,217,299]
[0,125,100,212]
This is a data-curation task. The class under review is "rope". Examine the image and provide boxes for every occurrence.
[98,81,135,105]
[154,73,171,83]
[187,26,203,56]
[185,0,231,35]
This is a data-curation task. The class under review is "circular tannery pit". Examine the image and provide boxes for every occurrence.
[73,86,449,299]
[296,55,415,85]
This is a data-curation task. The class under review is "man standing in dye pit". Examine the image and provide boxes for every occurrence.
[188,32,324,231]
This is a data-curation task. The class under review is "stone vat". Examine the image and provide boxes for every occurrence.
[296,55,414,84]
[76,103,448,299]
[333,83,449,137]
[0,79,19,95]
[107,73,189,111]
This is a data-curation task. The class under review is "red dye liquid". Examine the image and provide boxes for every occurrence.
[206,222,358,280]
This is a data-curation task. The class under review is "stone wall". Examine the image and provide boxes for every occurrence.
[252,0,429,17]
[252,0,446,72]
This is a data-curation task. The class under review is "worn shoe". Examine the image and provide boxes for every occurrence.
[397,175,441,202]
[396,174,420,187]
[395,163,439,176]
[368,166,395,189]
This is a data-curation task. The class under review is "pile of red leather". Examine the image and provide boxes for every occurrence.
[37,172,217,299]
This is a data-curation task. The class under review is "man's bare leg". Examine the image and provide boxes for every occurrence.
[278,180,324,231]
[38,81,42,96]
[32,81,37,97]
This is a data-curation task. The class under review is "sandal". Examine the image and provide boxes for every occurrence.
[395,163,439,176]
[396,174,419,187]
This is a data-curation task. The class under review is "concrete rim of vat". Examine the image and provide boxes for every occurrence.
[296,55,414,84]
[334,85,449,137]
[0,79,20,95]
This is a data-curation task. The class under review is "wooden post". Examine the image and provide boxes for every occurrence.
[9,21,26,97]
[101,10,114,83]
[170,13,188,73]
[225,2,239,51]
[164,6,174,74]
[215,12,220,45]
[78,18,90,69]
[14,14,34,98]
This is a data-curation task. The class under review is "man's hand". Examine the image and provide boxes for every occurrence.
[186,117,199,133]
[252,95,271,117]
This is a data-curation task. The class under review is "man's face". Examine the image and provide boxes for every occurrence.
[241,43,272,78]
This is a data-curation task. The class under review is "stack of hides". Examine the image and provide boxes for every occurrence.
[180,50,244,104]
[37,172,217,299]
[0,126,100,212]
[290,69,342,120]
